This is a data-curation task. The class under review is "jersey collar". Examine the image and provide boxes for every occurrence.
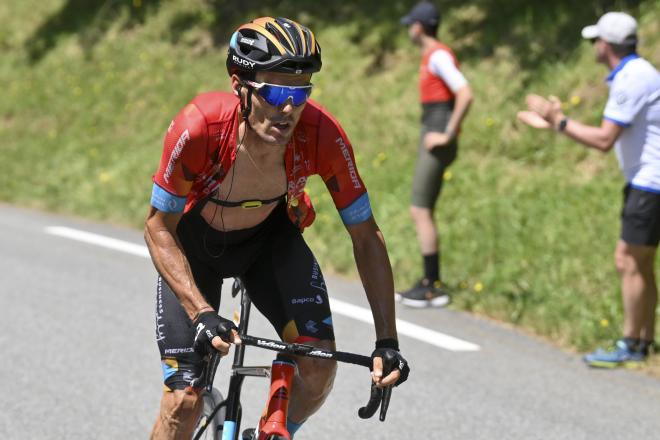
[607,53,640,82]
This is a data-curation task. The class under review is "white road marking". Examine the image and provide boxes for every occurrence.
[45,226,150,257]
[45,225,481,352]
[329,299,480,351]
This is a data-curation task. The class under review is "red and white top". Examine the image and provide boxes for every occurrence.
[419,42,467,104]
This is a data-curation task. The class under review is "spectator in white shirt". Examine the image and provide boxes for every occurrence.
[518,11,660,367]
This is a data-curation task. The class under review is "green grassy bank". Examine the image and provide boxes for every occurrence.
[2,0,660,351]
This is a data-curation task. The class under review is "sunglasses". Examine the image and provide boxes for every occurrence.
[244,80,313,107]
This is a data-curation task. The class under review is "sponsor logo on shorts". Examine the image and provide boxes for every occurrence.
[305,320,318,333]
[155,278,166,342]
[164,347,195,354]
[291,295,324,305]
[310,260,326,293]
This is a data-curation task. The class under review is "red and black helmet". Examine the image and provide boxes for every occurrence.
[226,17,322,78]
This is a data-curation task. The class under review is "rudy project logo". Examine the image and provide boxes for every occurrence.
[232,54,256,69]
[164,129,190,184]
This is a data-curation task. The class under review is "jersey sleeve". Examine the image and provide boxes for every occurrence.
[151,103,207,213]
[604,74,648,126]
[316,113,373,226]
[428,49,468,93]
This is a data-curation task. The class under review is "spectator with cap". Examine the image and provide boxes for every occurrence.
[396,1,474,308]
[518,11,660,367]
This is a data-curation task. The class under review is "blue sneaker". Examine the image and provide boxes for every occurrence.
[583,339,647,369]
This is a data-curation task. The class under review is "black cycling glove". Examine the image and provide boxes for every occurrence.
[371,339,410,386]
[192,311,238,356]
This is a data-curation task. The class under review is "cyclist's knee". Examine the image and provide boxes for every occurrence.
[297,356,337,397]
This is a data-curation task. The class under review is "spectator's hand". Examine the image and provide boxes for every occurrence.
[519,94,565,130]
[517,110,552,129]
[424,131,453,150]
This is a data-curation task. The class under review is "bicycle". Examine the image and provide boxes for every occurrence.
[193,278,394,440]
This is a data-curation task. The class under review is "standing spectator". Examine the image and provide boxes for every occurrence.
[518,12,660,367]
[397,1,474,308]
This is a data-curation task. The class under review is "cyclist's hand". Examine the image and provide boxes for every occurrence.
[371,346,410,387]
[193,311,241,356]
[423,131,452,150]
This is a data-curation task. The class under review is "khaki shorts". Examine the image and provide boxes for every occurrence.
[411,102,458,209]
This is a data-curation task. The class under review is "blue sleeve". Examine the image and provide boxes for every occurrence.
[339,192,373,225]
[151,183,187,213]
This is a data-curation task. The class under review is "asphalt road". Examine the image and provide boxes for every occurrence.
[2,203,659,439]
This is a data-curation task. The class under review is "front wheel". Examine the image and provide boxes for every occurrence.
[194,388,226,440]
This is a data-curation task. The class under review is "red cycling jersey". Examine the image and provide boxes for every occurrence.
[151,92,372,229]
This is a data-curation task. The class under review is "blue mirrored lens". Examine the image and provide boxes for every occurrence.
[257,85,312,106]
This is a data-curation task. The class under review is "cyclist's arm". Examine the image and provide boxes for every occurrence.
[345,217,398,341]
[147,102,212,321]
[315,110,397,340]
[144,209,212,321]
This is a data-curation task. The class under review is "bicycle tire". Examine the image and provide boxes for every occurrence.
[194,388,226,440]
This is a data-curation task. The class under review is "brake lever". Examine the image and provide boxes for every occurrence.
[358,382,382,419]
[379,385,392,421]
[359,357,394,421]
[357,381,393,422]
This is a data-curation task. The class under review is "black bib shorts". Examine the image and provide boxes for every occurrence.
[155,201,334,390]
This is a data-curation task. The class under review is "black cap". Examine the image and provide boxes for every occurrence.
[400,1,439,26]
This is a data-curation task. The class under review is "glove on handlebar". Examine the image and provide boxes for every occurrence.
[371,340,410,386]
[192,311,238,356]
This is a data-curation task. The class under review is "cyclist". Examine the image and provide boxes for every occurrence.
[145,17,410,439]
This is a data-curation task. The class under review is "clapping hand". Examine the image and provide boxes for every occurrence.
[517,94,564,130]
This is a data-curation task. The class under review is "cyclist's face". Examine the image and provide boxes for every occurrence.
[245,72,312,146]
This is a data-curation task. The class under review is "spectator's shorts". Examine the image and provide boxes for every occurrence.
[621,184,660,247]
[411,102,458,209]
[155,201,334,391]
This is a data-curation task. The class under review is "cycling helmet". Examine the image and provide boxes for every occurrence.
[227,17,322,79]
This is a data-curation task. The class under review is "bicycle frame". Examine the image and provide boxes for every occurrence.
[193,279,391,440]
